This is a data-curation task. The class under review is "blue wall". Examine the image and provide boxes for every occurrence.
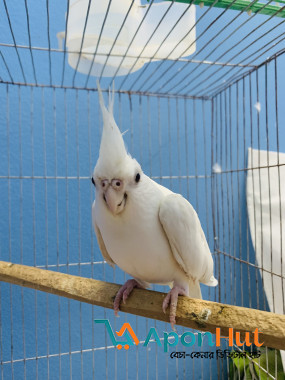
[0,84,218,379]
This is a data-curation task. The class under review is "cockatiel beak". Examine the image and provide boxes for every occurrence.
[104,184,127,215]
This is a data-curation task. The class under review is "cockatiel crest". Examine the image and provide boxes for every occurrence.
[92,82,217,329]
[94,82,141,182]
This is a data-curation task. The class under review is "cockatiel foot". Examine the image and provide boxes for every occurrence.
[162,285,188,330]
[114,279,144,316]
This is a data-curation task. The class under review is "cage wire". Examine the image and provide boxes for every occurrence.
[0,0,284,379]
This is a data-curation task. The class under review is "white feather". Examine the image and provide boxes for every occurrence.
[92,84,217,301]
[94,82,137,180]
[159,193,218,287]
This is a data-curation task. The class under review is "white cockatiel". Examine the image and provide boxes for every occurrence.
[92,83,218,328]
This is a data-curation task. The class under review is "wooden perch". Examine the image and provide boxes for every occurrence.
[0,261,284,350]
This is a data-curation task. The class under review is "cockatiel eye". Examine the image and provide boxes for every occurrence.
[101,179,109,188]
[111,179,122,189]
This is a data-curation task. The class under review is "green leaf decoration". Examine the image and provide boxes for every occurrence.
[253,350,285,380]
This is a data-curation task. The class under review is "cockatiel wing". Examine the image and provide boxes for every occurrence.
[92,202,115,268]
[159,194,218,287]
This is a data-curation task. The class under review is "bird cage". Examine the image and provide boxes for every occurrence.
[0,0,284,379]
